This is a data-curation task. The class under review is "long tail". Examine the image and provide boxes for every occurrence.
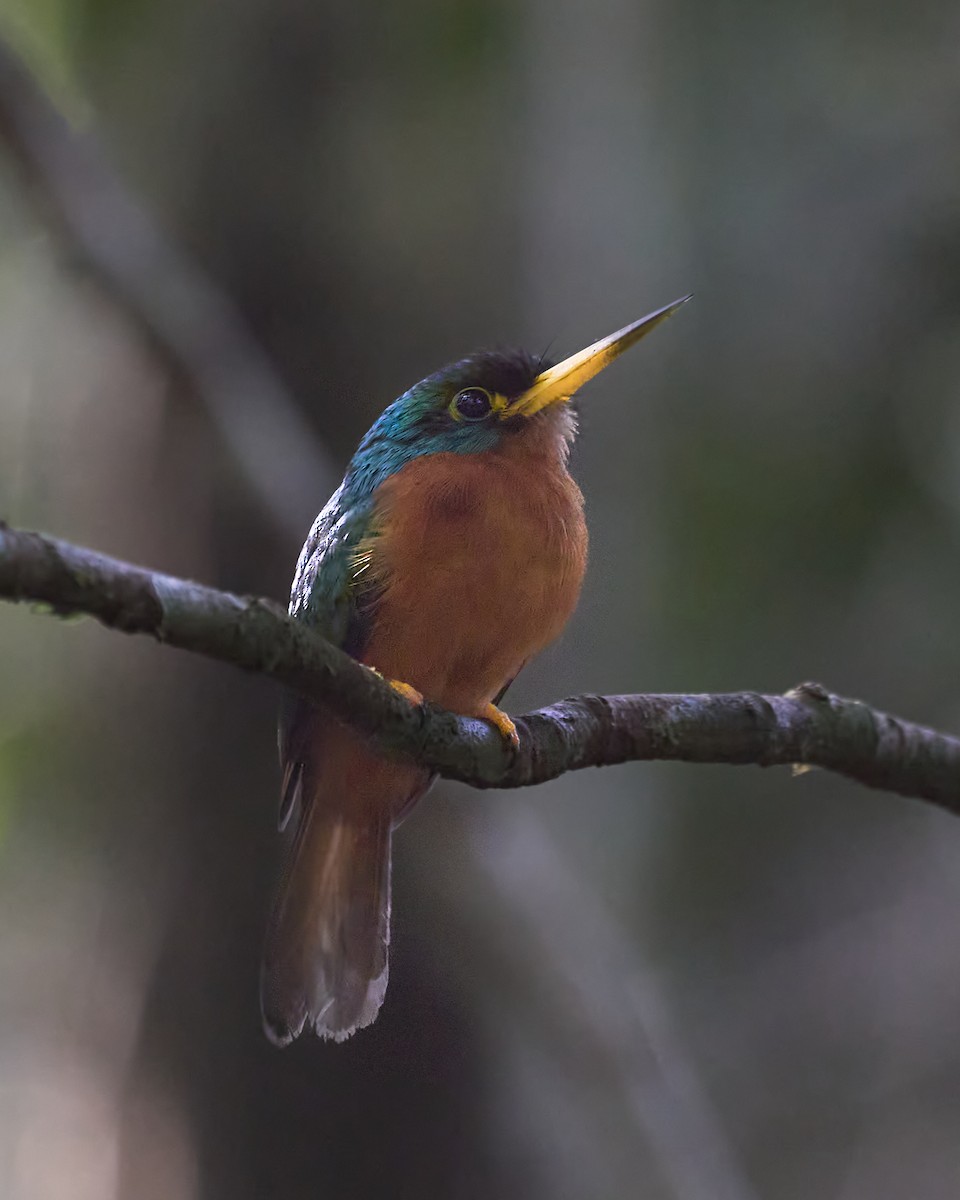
[261,729,424,1045]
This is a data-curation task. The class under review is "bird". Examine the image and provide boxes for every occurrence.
[260,295,690,1044]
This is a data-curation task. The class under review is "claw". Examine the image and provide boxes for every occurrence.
[480,702,520,751]
[369,667,424,708]
[389,678,424,707]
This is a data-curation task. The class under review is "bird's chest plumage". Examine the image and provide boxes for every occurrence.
[361,439,587,716]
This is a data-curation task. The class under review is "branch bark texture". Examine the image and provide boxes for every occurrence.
[1,523,958,811]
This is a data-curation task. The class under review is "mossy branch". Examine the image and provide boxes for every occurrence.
[1,522,958,810]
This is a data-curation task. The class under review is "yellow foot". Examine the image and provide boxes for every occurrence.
[369,668,424,708]
[480,702,520,751]
[389,679,424,707]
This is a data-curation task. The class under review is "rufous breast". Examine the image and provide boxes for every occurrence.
[361,419,588,716]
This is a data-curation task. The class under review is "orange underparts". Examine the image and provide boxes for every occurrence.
[358,431,588,734]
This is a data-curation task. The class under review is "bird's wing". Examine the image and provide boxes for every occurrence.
[278,485,383,831]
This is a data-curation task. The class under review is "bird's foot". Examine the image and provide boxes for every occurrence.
[479,702,520,751]
[389,679,424,707]
[369,667,424,708]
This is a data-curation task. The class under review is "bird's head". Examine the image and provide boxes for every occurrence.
[346,296,690,497]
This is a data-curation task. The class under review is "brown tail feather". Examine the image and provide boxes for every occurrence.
[261,729,425,1044]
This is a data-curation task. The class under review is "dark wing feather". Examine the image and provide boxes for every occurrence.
[278,486,382,831]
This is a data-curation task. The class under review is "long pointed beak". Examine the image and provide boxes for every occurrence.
[506,294,692,418]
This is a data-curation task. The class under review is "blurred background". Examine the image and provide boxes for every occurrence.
[0,1,959,1197]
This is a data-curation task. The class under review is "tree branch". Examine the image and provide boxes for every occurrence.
[1,522,958,810]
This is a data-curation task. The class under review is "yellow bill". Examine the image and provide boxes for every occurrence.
[506,294,692,418]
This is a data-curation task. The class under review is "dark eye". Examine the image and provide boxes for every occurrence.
[453,387,492,422]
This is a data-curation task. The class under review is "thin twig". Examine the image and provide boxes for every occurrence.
[0,522,958,808]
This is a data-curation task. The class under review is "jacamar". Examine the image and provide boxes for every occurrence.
[261,296,689,1044]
